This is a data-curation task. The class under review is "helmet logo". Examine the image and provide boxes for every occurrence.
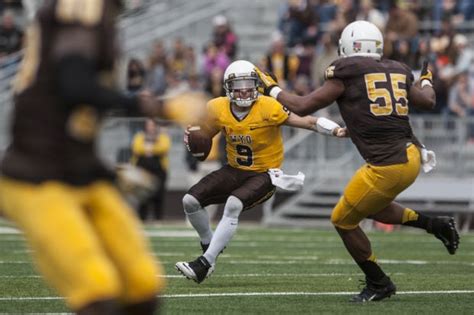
[353,41,362,53]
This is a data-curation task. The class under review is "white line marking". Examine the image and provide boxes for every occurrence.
[0,272,406,279]
[161,290,474,298]
[0,227,20,234]
[1,290,473,301]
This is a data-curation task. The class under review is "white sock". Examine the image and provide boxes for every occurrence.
[186,209,213,245]
[204,216,238,264]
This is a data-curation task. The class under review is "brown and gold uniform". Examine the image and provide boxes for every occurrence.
[326,56,422,229]
[0,0,163,310]
[188,95,289,209]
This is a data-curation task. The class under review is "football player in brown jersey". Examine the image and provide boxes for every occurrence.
[175,60,347,283]
[256,21,460,302]
[0,1,170,314]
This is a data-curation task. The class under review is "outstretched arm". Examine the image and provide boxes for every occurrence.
[283,113,348,137]
[255,67,345,116]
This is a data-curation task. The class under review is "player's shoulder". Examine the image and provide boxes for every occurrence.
[383,59,413,74]
[325,57,369,80]
[207,96,229,114]
[208,96,229,108]
[254,95,290,120]
[48,0,106,27]
[256,95,281,107]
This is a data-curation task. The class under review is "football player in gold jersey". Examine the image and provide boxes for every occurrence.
[0,1,195,314]
[256,21,460,302]
[175,60,347,283]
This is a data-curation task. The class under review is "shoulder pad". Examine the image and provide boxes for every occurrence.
[55,0,104,26]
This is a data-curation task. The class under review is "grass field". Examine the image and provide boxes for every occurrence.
[0,219,473,314]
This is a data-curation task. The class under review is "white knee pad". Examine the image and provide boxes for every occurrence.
[182,194,202,215]
[223,196,243,219]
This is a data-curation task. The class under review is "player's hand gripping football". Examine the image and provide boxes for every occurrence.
[420,60,433,87]
[254,67,281,97]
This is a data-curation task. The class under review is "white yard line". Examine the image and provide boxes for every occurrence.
[1,272,406,279]
[1,259,473,266]
[1,290,473,301]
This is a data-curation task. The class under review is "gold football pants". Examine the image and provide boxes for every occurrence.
[331,144,421,230]
[0,178,164,310]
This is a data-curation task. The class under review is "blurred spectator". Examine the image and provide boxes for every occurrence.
[261,32,299,89]
[204,66,226,98]
[448,71,472,118]
[146,40,168,96]
[279,0,315,47]
[185,45,197,77]
[311,32,338,87]
[202,41,230,79]
[331,0,357,34]
[292,74,311,96]
[436,33,473,88]
[391,39,417,68]
[356,0,386,31]
[294,38,314,79]
[126,58,146,96]
[450,34,473,79]
[0,0,22,13]
[212,15,238,60]
[168,37,194,80]
[310,0,337,31]
[0,10,23,58]
[459,0,474,21]
[432,0,463,28]
[384,1,419,58]
[131,118,171,222]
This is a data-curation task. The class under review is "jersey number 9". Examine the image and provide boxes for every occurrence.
[236,145,253,166]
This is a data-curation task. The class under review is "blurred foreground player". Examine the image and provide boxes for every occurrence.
[0,1,181,314]
[256,21,460,302]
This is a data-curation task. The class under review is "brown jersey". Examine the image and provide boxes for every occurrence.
[1,0,117,184]
[325,56,420,165]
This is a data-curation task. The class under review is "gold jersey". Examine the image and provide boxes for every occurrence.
[206,96,289,172]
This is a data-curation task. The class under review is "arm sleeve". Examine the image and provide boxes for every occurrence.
[56,54,139,114]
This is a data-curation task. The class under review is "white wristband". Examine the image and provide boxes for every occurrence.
[269,86,282,99]
[316,117,340,136]
[421,79,433,88]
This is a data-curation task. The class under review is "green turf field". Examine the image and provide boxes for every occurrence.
[0,219,473,314]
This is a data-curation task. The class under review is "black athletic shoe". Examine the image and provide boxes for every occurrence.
[429,216,460,255]
[175,256,215,284]
[350,277,396,302]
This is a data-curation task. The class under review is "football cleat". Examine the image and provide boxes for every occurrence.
[429,216,460,255]
[351,277,396,302]
[175,256,215,284]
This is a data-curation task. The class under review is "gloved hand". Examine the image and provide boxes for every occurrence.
[420,148,436,173]
[254,67,281,98]
[420,60,433,87]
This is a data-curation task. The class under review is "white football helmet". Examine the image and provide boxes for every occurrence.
[223,60,259,107]
[338,21,383,60]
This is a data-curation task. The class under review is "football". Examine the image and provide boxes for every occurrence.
[187,126,212,161]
